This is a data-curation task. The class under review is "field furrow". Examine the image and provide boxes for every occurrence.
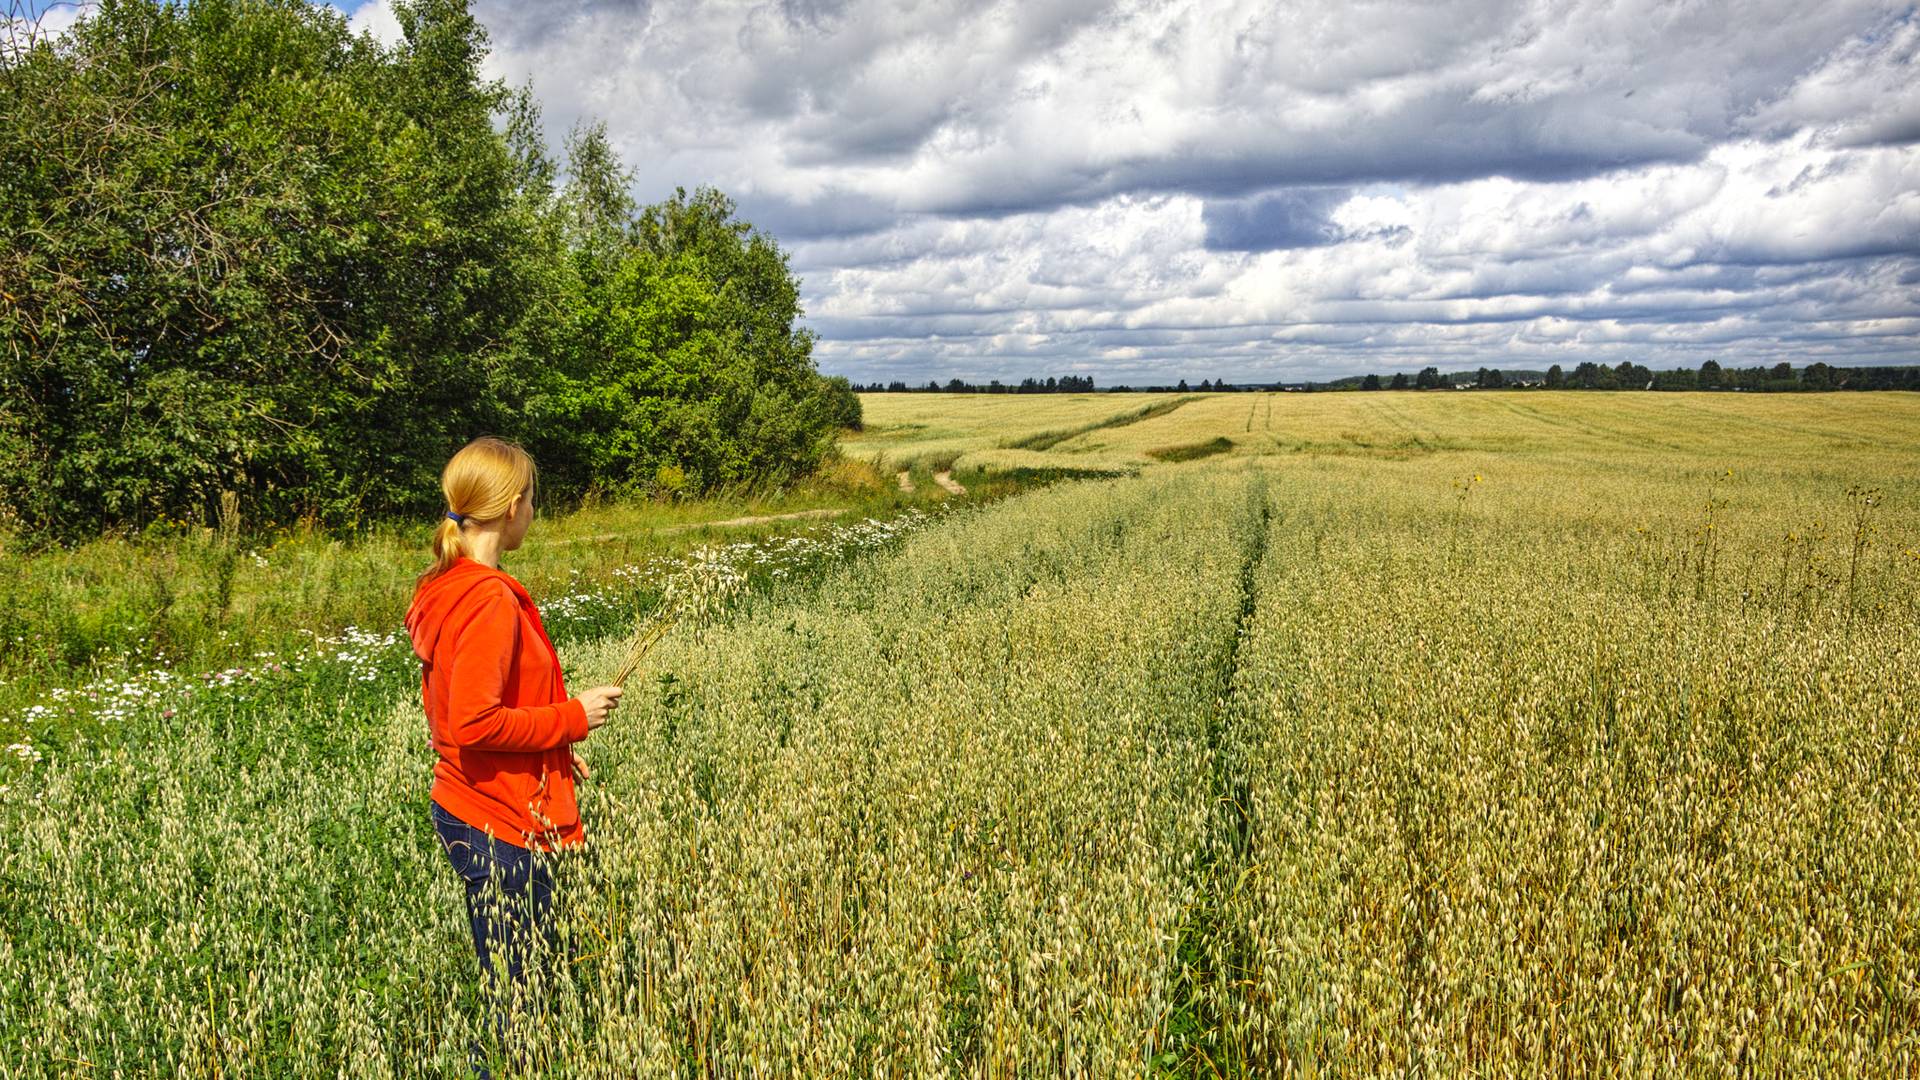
[1210,473,1920,1075]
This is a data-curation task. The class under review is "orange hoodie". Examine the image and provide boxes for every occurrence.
[405,557,589,849]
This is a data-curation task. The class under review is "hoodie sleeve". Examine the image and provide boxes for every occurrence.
[444,584,590,753]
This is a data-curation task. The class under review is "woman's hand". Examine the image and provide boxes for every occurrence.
[577,685,623,730]
[571,748,591,781]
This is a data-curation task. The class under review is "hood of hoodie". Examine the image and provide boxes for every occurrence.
[406,558,525,664]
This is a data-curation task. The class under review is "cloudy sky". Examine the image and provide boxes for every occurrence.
[120,2,1920,380]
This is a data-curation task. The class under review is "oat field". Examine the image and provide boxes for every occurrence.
[849,389,1920,482]
[3,393,1919,1076]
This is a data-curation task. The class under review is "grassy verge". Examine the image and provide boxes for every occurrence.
[0,456,1035,737]
[0,483,974,1078]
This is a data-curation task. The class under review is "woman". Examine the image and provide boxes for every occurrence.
[404,436,623,1002]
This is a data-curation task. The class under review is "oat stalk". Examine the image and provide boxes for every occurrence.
[610,613,676,689]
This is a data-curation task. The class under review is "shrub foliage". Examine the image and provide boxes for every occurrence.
[0,0,857,542]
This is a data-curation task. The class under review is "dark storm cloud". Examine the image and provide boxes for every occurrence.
[1200,189,1419,252]
[941,122,1705,219]
[468,0,1869,215]
[1851,113,1920,147]
[1201,189,1349,252]
[474,0,650,48]
[734,190,898,240]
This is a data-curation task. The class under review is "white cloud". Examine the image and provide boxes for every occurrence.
[342,0,403,47]
[1742,10,1920,147]
[3,1,96,50]
[792,135,1920,380]
[460,0,1919,379]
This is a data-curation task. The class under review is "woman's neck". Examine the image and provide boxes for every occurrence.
[463,529,504,569]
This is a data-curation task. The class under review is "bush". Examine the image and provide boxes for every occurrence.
[819,376,865,432]
[0,0,846,544]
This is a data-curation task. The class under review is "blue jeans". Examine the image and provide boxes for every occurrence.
[430,799,560,990]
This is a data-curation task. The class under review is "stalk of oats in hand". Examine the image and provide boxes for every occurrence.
[610,613,675,688]
[611,546,746,688]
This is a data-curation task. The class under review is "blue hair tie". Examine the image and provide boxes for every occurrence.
[445,511,465,523]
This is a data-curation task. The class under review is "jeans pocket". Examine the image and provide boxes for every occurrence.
[432,802,491,885]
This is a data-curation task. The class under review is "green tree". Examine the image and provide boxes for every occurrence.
[817,376,863,430]
[561,119,637,266]
[1617,361,1652,388]
[1570,361,1610,389]
[501,80,557,205]
[0,0,534,540]
[1,0,850,539]
[1653,367,1697,391]
[549,186,842,493]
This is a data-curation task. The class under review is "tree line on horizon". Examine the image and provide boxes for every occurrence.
[855,361,1920,394]
[0,0,859,545]
[854,375,1097,393]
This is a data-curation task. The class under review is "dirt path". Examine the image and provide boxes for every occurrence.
[550,507,848,546]
[933,471,966,495]
[664,508,847,532]
[896,470,915,493]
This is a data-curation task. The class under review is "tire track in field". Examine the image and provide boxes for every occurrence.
[1656,398,1884,450]
[1499,399,1687,453]
[1004,395,1200,451]
[1365,395,1436,452]
[1212,481,1268,867]
[1162,477,1272,1075]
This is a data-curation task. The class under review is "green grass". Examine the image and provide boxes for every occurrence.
[0,455,1027,737]
[1146,436,1236,462]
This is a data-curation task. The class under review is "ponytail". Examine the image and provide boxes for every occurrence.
[418,436,538,587]
[424,515,467,584]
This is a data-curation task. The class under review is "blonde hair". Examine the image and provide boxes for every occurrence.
[419,436,538,585]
